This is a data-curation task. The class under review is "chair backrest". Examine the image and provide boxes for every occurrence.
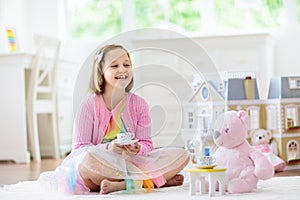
[72,52,94,115]
[27,34,61,103]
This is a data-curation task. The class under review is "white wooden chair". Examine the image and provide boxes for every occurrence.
[27,34,61,162]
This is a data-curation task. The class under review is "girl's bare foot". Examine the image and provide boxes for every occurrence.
[100,179,126,194]
[163,174,184,187]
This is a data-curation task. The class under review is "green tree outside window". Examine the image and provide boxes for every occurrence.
[68,0,122,38]
[68,0,290,39]
[215,0,284,31]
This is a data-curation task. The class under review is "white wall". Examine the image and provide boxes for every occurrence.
[0,0,26,52]
[273,26,300,76]
[0,0,60,53]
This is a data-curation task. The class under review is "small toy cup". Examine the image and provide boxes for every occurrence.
[116,132,133,142]
[197,156,216,166]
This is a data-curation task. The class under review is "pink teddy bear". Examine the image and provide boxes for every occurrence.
[213,110,274,194]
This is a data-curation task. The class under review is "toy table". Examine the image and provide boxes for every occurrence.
[187,167,226,197]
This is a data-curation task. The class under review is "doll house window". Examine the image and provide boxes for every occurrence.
[266,105,277,130]
[288,78,300,89]
[183,103,196,129]
[286,140,300,162]
[198,108,211,130]
[247,106,260,130]
[285,105,299,129]
[188,111,194,129]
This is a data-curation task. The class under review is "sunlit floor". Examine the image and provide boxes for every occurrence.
[0,158,300,187]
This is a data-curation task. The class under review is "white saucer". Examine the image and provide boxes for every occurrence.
[115,139,138,145]
[193,164,217,169]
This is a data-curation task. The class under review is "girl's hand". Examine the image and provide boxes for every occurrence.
[122,141,140,156]
[108,140,123,154]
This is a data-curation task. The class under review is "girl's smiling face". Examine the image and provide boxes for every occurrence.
[102,48,133,91]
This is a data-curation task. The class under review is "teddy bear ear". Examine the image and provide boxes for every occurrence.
[249,129,257,138]
[266,130,272,139]
[237,110,248,123]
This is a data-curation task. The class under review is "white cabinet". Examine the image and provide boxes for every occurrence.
[56,60,80,156]
[0,53,32,163]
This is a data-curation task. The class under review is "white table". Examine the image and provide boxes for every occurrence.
[0,53,32,163]
[187,167,226,197]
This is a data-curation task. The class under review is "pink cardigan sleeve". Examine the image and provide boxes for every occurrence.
[72,96,95,150]
[133,96,154,155]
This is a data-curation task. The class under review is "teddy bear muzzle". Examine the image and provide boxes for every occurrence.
[214,130,221,140]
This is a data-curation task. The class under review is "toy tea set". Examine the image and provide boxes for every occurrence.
[190,128,217,169]
[195,156,216,169]
[115,132,138,145]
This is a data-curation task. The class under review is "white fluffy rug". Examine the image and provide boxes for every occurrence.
[1,176,300,200]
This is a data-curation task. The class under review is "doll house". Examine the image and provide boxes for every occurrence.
[182,72,300,170]
[182,71,262,135]
[266,76,300,169]
[181,71,262,160]
[181,72,226,160]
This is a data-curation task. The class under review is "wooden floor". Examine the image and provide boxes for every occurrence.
[0,158,300,187]
[0,158,63,186]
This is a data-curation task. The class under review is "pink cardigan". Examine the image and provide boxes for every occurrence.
[72,92,154,155]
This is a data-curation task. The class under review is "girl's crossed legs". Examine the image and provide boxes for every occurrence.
[78,152,190,194]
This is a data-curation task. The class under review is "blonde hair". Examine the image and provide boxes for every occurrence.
[89,44,134,94]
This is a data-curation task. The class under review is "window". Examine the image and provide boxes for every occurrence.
[135,0,201,32]
[67,0,295,40]
[188,111,194,129]
[67,0,123,39]
[288,77,300,89]
[298,0,300,23]
[215,0,284,32]
[247,106,260,130]
[67,0,201,39]
[285,105,299,129]
[198,107,212,130]
[266,105,277,130]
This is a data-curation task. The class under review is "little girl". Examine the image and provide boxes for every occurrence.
[46,44,189,194]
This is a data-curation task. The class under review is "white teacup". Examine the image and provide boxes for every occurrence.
[116,132,133,142]
[197,156,216,166]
